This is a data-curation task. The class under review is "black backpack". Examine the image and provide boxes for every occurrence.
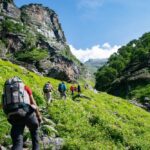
[43,83,52,93]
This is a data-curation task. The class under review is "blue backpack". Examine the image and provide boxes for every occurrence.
[58,83,66,92]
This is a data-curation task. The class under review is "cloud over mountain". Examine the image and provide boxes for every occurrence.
[69,43,121,62]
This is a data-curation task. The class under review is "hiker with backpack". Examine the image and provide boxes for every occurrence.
[58,82,67,99]
[2,77,42,150]
[43,81,53,104]
[77,84,81,95]
[70,84,76,96]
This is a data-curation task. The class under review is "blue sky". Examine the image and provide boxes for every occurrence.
[14,0,150,61]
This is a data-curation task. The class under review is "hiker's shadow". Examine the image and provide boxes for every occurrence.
[72,94,91,102]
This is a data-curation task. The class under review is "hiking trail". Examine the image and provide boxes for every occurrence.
[0,105,64,150]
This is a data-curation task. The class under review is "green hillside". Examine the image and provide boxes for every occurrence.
[1,59,150,149]
[95,33,150,102]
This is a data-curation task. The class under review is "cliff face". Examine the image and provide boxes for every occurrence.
[20,4,66,43]
[0,1,84,82]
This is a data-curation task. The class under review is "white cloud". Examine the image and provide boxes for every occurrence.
[69,43,121,62]
[78,0,104,9]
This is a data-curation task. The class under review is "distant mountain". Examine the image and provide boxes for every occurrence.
[84,58,107,74]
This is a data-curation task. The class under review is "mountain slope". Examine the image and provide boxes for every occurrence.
[95,32,150,102]
[0,1,85,82]
[84,58,107,74]
[0,59,150,149]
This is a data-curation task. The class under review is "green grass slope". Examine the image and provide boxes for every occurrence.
[49,93,150,149]
[0,59,150,149]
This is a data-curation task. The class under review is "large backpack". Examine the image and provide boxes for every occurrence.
[2,77,30,116]
[58,83,66,92]
[43,83,52,93]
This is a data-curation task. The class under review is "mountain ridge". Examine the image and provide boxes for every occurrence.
[0,0,85,82]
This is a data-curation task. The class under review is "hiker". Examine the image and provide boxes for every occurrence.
[58,82,67,99]
[43,81,53,104]
[70,84,75,96]
[1,77,42,150]
[77,84,81,95]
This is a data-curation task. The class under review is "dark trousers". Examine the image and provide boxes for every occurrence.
[10,112,39,150]
[60,91,66,99]
[71,91,74,95]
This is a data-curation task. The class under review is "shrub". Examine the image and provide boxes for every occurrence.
[15,48,48,63]
[2,19,25,33]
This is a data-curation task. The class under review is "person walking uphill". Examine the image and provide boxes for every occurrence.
[1,77,42,150]
[77,84,81,95]
[43,81,53,104]
[58,82,67,99]
[70,84,76,96]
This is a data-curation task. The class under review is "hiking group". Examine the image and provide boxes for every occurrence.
[0,77,83,150]
[70,84,81,96]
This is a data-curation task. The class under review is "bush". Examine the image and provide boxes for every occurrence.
[95,66,117,90]
[95,32,150,100]
[2,19,25,33]
[59,46,81,65]
[15,48,48,63]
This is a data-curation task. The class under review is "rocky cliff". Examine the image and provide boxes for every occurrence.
[0,0,84,82]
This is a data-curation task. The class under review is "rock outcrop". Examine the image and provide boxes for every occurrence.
[108,54,150,98]
[0,0,84,82]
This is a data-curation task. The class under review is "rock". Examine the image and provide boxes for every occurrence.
[41,136,50,145]
[23,140,32,149]
[144,97,150,101]
[0,1,20,20]
[0,1,86,82]
[40,136,64,150]
[129,100,147,110]
[20,4,66,42]
[52,138,64,150]
[0,145,7,150]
